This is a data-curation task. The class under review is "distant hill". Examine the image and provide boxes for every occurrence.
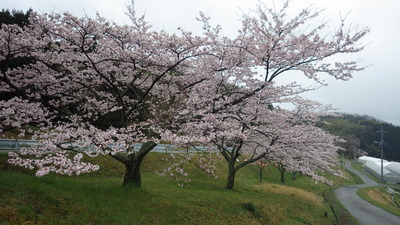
[318,113,400,162]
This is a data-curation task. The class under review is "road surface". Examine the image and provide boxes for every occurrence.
[334,160,400,225]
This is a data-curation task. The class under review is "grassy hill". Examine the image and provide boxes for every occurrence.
[0,153,357,225]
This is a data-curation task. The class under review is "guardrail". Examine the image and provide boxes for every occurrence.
[0,139,40,152]
[0,139,212,153]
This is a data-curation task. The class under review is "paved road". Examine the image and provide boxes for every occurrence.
[334,160,400,225]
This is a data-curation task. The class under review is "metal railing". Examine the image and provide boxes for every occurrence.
[0,139,212,153]
[0,139,40,152]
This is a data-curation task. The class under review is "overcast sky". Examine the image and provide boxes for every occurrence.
[2,0,400,125]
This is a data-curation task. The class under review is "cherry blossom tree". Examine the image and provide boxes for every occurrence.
[0,1,368,190]
[236,2,369,83]
[0,7,211,187]
[182,82,342,189]
[264,101,343,184]
[175,1,368,189]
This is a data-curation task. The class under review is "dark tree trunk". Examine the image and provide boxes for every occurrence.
[123,157,144,187]
[280,168,286,184]
[259,167,264,183]
[220,142,267,190]
[226,161,236,190]
[109,141,156,188]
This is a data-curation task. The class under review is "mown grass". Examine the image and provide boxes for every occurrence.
[357,186,400,217]
[0,153,357,224]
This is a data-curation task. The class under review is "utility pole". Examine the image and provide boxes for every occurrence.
[377,126,386,183]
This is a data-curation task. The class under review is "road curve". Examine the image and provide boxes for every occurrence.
[334,160,400,225]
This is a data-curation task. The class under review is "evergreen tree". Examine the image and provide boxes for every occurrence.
[0,8,32,27]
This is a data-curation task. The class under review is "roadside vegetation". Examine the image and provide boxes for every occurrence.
[357,186,400,217]
[1,153,358,225]
[322,189,360,225]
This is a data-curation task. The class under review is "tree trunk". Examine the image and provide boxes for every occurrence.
[226,161,236,190]
[220,143,266,189]
[118,141,156,187]
[259,167,264,183]
[123,157,144,187]
[280,168,285,184]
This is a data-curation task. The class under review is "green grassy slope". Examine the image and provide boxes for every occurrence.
[0,153,357,225]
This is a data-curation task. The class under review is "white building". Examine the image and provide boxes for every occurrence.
[358,156,400,183]
[386,162,400,177]
[358,156,389,164]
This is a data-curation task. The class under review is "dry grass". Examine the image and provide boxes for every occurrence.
[357,186,400,217]
[251,183,323,207]
[367,188,398,208]
[367,189,394,206]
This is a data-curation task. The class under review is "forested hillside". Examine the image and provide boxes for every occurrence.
[319,114,400,162]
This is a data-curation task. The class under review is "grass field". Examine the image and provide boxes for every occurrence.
[0,153,357,224]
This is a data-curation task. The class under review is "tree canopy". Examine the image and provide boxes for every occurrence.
[0,1,369,189]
